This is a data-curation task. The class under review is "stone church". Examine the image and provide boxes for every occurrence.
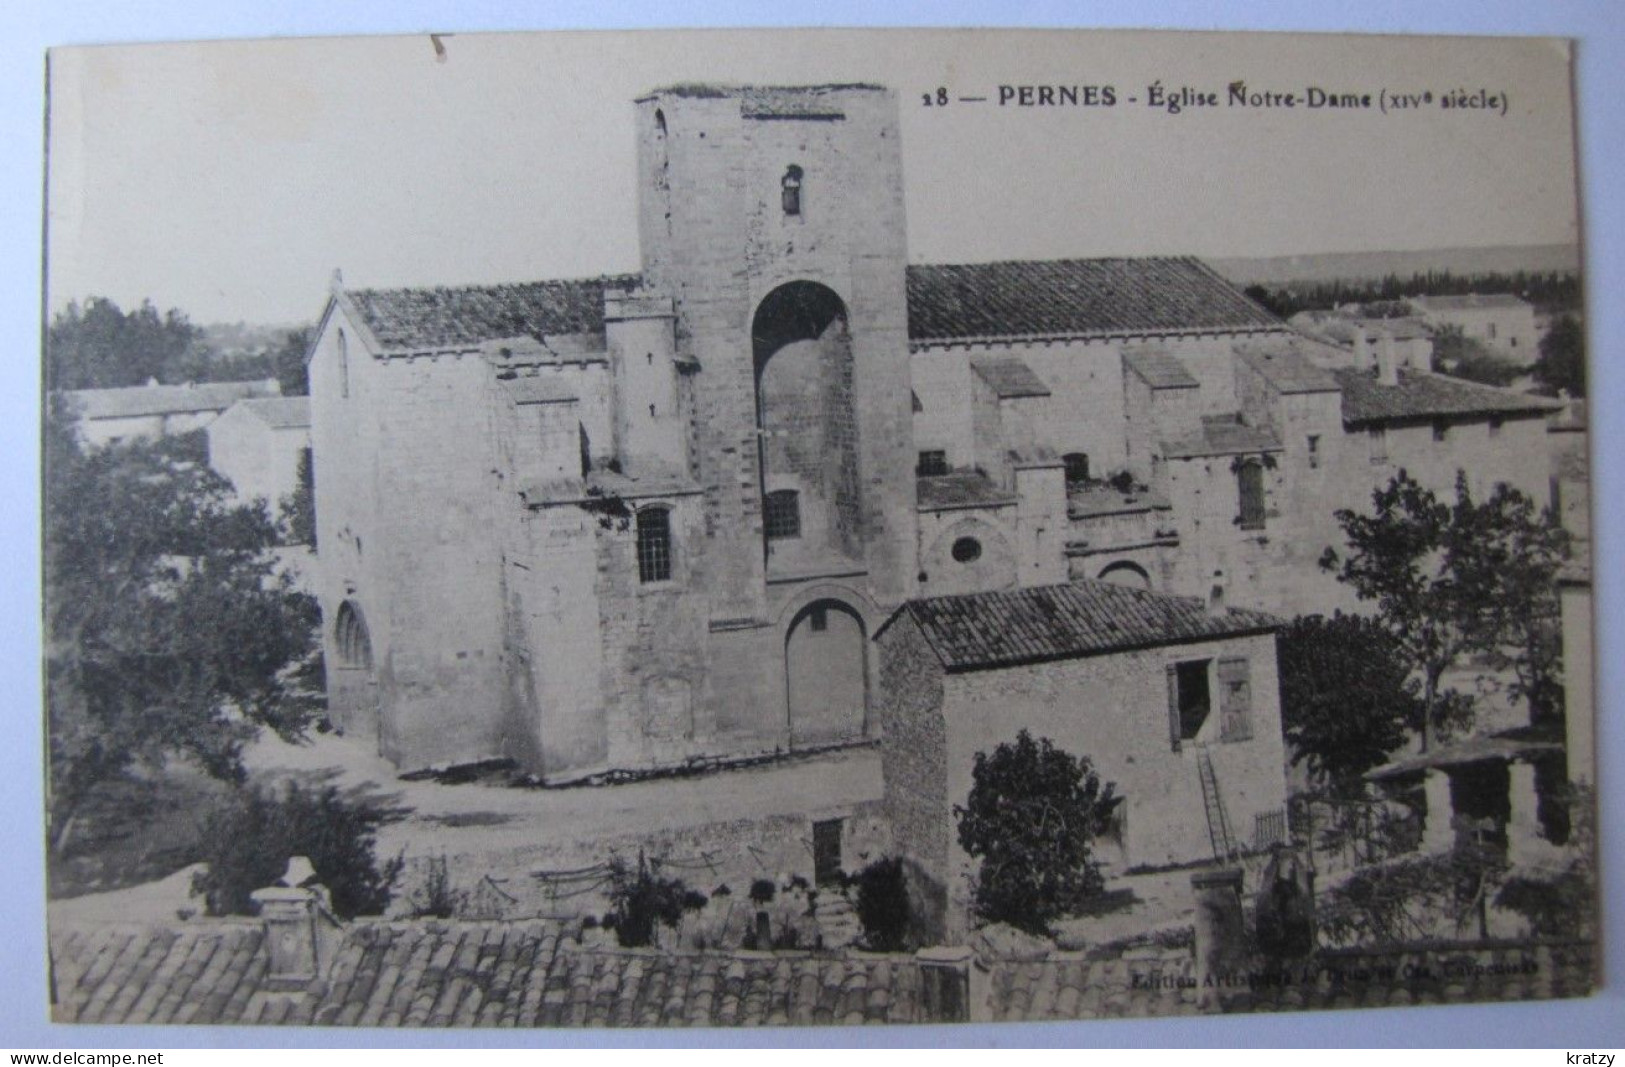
[305,83,1558,781]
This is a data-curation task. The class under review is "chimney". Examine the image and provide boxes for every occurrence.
[1350,326,1370,371]
[1377,331,1399,386]
[251,856,343,992]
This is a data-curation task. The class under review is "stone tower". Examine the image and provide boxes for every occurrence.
[628,84,918,749]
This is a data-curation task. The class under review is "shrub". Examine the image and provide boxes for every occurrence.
[191,782,404,919]
[954,730,1119,935]
[749,878,776,904]
[603,852,705,948]
[409,854,465,920]
[851,857,911,952]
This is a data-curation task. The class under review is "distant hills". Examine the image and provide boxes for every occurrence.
[1210,245,1581,286]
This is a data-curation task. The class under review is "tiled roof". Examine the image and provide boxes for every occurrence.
[905,257,1284,343]
[62,379,282,421]
[344,276,641,352]
[232,396,311,430]
[52,920,926,1028]
[1122,349,1198,390]
[916,472,1018,511]
[1236,345,1341,395]
[1333,368,1562,426]
[1161,415,1282,460]
[883,579,1281,672]
[1412,293,1531,312]
[970,357,1050,398]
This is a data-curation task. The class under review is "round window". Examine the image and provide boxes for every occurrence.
[951,536,983,563]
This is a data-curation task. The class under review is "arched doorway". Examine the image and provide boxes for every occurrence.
[331,600,381,747]
[752,282,860,568]
[784,598,866,748]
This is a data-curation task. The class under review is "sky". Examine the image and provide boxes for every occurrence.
[45,29,1582,325]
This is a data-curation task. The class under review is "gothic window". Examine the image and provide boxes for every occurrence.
[337,328,350,399]
[1306,435,1321,469]
[917,450,948,477]
[1237,459,1266,530]
[781,165,804,216]
[1063,452,1091,486]
[764,489,801,540]
[335,601,372,670]
[636,506,672,583]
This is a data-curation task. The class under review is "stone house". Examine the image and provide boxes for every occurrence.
[205,396,311,510]
[1409,293,1540,364]
[60,377,282,447]
[873,579,1286,942]
[303,81,1565,778]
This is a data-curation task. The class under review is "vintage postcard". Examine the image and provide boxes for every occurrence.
[42,28,1595,1029]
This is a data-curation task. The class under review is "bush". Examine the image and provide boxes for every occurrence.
[954,730,1119,935]
[191,782,404,919]
[409,854,465,920]
[603,852,705,948]
[851,857,911,952]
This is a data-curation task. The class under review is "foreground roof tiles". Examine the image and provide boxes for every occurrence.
[905,257,1284,342]
[886,579,1281,672]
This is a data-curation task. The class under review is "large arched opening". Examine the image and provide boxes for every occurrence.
[752,282,861,570]
[784,598,867,749]
[331,599,381,746]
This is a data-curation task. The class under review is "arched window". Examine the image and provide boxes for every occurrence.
[764,489,801,540]
[636,506,673,583]
[334,601,372,670]
[781,165,803,216]
[1063,452,1091,486]
[337,328,350,399]
[1237,460,1266,530]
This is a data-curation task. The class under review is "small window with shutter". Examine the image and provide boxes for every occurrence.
[1218,656,1253,742]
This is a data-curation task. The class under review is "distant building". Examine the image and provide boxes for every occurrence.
[1409,293,1539,364]
[876,579,1287,941]
[206,396,311,510]
[61,378,282,447]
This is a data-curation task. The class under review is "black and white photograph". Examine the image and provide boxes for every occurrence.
[37,26,1601,1034]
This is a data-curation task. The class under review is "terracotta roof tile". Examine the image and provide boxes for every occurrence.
[970,356,1051,398]
[1236,344,1341,394]
[884,578,1281,672]
[1333,368,1561,426]
[916,472,1018,511]
[1122,348,1198,390]
[63,379,282,421]
[1162,414,1282,459]
[905,257,1284,342]
[345,276,641,351]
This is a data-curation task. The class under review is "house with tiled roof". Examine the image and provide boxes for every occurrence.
[1409,292,1539,363]
[875,579,1287,939]
[206,396,312,512]
[61,377,283,447]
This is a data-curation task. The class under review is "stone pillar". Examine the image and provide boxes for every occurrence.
[1507,760,1555,868]
[1191,867,1247,1009]
[1421,769,1455,854]
[250,857,342,993]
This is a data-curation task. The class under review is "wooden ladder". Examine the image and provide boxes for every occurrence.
[1197,746,1238,862]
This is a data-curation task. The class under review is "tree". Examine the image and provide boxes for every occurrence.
[1430,324,1522,387]
[953,730,1119,935]
[1277,613,1420,794]
[1447,479,1570,726]
[279,447,317,547]
[190,782,404,919]
[1321,470,1568,753]
[44,400,323,856]
[47,297,204,390]
[271,327,313,396]
[1532,314,1586,397]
